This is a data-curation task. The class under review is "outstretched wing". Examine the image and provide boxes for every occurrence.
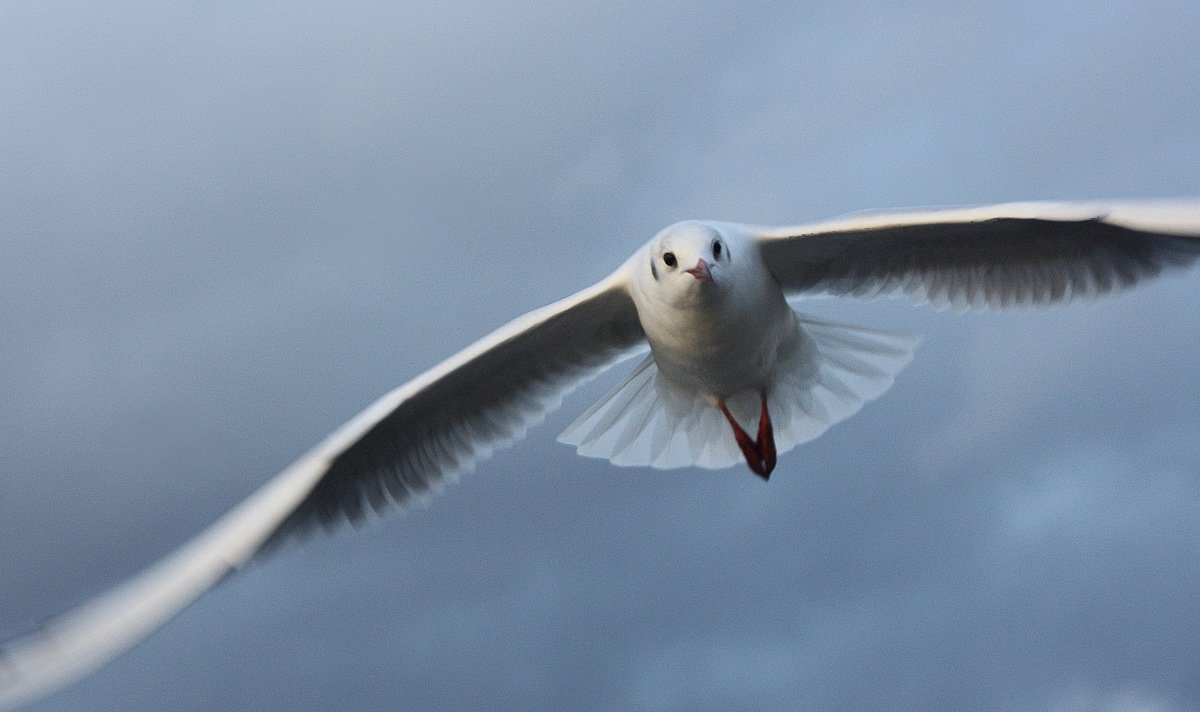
[748,200,1200,309]
[0,271,643,711]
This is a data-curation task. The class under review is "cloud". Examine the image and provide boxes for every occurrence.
[2,3,1199,711]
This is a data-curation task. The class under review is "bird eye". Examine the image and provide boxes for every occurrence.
[663,252,677,267]
[712,240,723,259]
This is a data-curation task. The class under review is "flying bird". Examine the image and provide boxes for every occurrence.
[2,199,1199,709]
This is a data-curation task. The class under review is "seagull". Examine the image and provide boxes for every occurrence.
[3,199,1199,709]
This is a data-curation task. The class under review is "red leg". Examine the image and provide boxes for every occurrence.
[757,394,776,478]
[719,401,767,477]
[719,398,775,480]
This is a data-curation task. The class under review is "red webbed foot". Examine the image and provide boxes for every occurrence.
[718,394,777,480]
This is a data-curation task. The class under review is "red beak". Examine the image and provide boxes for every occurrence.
[685,258,713,282]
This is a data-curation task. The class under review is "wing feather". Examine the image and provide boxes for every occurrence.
[0,271,643,710]
[749,200,1200,309]
[266,271,644,543]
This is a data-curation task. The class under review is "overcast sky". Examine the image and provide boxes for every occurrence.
[3,3,1200,710]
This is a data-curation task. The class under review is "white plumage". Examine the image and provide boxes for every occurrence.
[2,199,1199,710]
[559,317,919,469]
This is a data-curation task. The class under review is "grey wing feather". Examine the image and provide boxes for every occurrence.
[266,274,645,546]
[0,272,643,710]
[750,200,1200,309]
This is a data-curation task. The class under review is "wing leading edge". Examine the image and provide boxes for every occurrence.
[751,200,1200,309]
[0,271,644,710]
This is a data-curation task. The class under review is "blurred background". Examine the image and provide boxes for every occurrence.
[2,3,1198,710]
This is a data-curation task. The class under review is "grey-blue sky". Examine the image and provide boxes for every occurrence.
[2,2,1199,710]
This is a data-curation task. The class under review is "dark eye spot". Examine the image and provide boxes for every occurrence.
[663,252,677,267]
[712,240,723,259]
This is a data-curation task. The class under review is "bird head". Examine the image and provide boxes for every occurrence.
[639,221,732,308]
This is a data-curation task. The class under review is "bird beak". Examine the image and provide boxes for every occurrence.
[685,258,713,282]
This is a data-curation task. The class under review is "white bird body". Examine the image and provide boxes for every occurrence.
[629,221,795,399]
[564,220,917,475]
[4,199,1200,710]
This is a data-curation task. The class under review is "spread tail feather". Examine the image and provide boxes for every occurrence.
[558,314,919,470]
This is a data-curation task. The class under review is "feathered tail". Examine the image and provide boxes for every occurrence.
[558,313,919,469]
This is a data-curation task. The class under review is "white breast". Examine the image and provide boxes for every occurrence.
[630,237,794,398]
